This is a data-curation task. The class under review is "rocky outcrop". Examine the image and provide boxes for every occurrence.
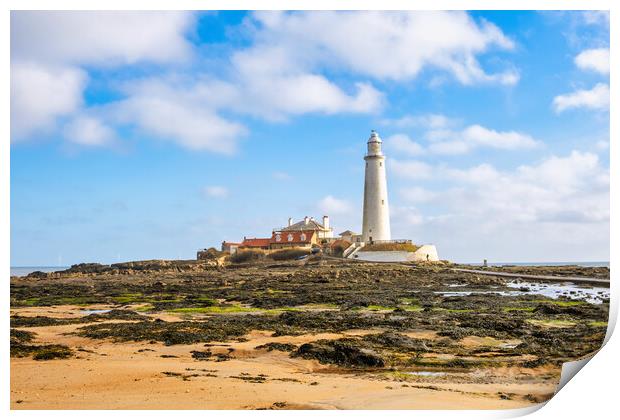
[294,338,385,367]
[25,259,222,279]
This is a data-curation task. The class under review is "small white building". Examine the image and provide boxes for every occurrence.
[279,216,334,240]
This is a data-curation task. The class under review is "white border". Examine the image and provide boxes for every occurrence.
[2,1,616,419]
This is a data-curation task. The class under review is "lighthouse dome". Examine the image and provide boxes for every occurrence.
[366,130,383,156]
[368,130,382,143]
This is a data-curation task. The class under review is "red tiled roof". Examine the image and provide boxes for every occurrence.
[222,241,241,245]
[271,230,315,244]
[240,238,271,247]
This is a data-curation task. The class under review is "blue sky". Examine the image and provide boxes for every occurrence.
[10,11,610,265]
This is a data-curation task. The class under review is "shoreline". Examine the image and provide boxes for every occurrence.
[10,261,611,278]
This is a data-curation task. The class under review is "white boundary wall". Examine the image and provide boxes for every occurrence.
[353,245,439,262]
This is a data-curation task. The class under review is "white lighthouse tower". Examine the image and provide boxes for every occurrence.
[362,130,391,243]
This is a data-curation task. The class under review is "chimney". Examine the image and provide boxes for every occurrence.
[288,217,293,227]
[304,216,310,225]
[322,215,330,230]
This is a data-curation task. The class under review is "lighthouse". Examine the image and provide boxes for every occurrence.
[362,130,391,243]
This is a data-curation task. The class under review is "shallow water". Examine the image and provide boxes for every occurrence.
[10,266,69,277]
[406,371,447,377]
[460,261,610,268]
[80,309,112,315]
[505,281,609,304]
[438,281,609,305]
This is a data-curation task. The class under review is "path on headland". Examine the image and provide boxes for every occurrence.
[452,268,610,286]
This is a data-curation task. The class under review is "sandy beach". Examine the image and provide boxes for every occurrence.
[11,305,556,410]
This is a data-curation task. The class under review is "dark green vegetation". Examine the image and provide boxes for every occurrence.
[229,250,266,264]
[360,243,420,252]
[255,342,298,352]
[10,259,609,371]
[268,249,311,261]
[456,264,610,280]
[10,309,148,328]
[229,248,310,264]
[295,338,385,367]
[10,328,73,360]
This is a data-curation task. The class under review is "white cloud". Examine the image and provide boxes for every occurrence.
[318,195,353,215]
[12,11,385,147]
[390,159,434,179]
[222,73,383,119]
[11,61,86,139]
[113,82,246,153]
[248,11,517,85]
[390,205,425,226]
[384,120,540,157]
[203,186,229,198]
[11,11,194,66]
[427,140,471,155]
[445,163,501,184]
[427,124,540,154]
[222,36,385,119]
[595,140,609,151]
[553,83,610,113]
[11,11,520,150]
[463,125,540,149]
[381,113,455,129]
[11,11,195,143]
[106,68,380,152]
[575,48,609,74]
[391,151,609,261]
[399,187,438,203]
[63,116,115,146]
[394,151,608,225]
[385,134,425,156]
[580,11,609,26]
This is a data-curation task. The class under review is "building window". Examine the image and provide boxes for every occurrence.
[300,233,306,241]
[275,234,281,242]
[287,234,293,242]
[382,199,384,205]
[379,162,382,167]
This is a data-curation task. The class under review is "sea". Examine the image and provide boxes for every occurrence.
[9,261,610,277]
[462,261,610,268]
[10,266,69,277]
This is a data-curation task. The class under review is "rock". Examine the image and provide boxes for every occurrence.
[190,350,212,360]
[254,342,297,352]
[63,263,112,275]
[25,271,48,279]
[293,339,385,367]
[533,303,586,316]
[364,332,428,352]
